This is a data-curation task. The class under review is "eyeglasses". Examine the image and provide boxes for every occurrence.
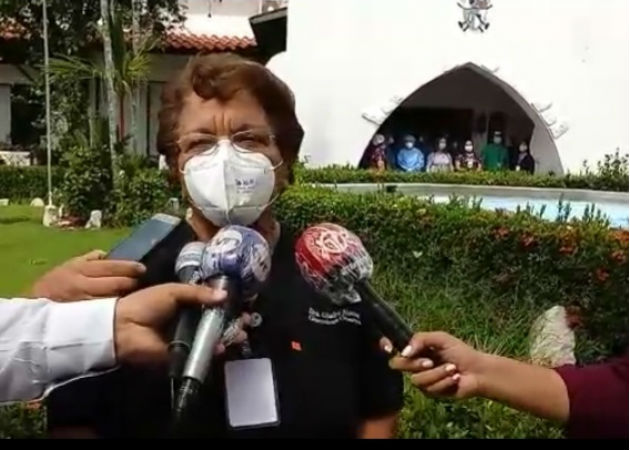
[177,128,276,155]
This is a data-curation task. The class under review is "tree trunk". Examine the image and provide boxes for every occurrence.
[119,91,125,140]
[100,0,118,187]
[130,0,140,154]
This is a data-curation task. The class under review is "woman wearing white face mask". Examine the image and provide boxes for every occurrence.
[515,140,536,174]
[426,137,454,173]
[455,140,482,172]
[47,53,403,439]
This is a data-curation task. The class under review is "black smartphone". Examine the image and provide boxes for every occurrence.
[107,213,182,262]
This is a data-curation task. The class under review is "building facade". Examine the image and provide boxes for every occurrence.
[268,0,629,174]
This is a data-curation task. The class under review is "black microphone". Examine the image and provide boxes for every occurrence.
[173,225,271,425]
[169,241,205,380]
[295,223,413,352]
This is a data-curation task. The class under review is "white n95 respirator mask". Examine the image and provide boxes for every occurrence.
[182,140,280,227]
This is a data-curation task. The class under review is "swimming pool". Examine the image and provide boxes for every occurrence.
[316,183,630,229]
[429,195,629,228]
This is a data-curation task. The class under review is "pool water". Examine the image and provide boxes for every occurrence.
[429,195,629,228]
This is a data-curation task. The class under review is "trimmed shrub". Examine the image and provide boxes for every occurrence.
[275,186,629,358]
[295,164,629,192]
[0,166,63,201]
[108,169,179,226]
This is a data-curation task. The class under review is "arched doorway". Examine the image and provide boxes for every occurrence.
[361,63,562,174]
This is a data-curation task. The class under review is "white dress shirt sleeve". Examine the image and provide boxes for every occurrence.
[0,297,117,405]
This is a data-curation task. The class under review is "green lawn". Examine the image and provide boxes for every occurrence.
[0,205,129,296]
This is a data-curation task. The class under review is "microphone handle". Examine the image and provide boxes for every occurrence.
[168,268,202,380]
[355,281,414,352]
[173,275,240,425]
[168,306,201,379]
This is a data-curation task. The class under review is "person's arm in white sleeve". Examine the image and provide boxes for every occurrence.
[0,298,116,405]
[0,283,245,405]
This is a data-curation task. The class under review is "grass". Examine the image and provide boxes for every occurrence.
[0,205,129,297]
[374,269,565,438]
[0,205,564,438]
[0,205,129,438]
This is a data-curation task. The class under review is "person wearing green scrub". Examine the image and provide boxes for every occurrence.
[481,131,509,171]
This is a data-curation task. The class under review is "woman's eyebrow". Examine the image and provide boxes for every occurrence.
[232,123,269,133]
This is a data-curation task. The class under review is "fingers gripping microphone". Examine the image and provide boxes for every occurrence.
[173,226,271,424]
[295,223,413,352]
[169,242,205,380]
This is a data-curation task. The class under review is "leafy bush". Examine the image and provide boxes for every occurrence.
[0,166,63,202]
[58,131,113,220]
[275,186,629,357]
[108,168,178,226]
[295,154,630,192]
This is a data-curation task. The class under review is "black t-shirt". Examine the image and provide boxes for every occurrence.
[46,223,403,438]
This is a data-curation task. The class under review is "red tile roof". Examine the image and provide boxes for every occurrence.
[0,21,256,53]
[164,29,256,52]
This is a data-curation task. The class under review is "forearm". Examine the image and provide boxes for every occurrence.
[0,298,117,405]
[358,413,398,438]
[478,353,570,423]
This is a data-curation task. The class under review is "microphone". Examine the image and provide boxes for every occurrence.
[169,241,205,380]
[295,223,413,352]
[173,225,271,424]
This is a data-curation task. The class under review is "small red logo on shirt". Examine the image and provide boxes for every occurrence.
[291,341,302,351]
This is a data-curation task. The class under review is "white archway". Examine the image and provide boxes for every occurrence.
[364,63,563,174]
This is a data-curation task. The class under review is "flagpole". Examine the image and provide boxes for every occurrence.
[42,0,53,206]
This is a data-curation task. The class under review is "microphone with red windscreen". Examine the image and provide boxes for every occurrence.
[295,223,414,352]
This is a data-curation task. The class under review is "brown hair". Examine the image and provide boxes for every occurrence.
[157,53,304,182]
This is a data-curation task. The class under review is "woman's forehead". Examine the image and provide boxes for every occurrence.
[177,90,270,136]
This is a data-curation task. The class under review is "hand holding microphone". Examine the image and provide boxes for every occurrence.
[173,225,271,424]
[295,223,413,352]
[170,241,252,379]
[169,242,205,379]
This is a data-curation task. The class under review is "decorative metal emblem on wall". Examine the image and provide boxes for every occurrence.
[458,0,493,32]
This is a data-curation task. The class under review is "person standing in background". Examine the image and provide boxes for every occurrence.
[361,134,388,171]
[426,137,454,173]
[397,135,425,172]
[515,140,536,174]
[455,140,482,171]
[481,131,510,171]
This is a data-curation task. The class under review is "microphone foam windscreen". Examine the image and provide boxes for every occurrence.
[202,225,272,298]
[175,241,206,274]
[295,223,373,306]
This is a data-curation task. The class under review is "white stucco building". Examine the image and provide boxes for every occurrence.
[269,0,629,174]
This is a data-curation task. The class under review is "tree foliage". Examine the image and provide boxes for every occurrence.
[0,0,184,68]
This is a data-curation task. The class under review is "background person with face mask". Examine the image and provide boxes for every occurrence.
[426,137,454,173]
[362,134,388,171]
[481,131,510,171]
[514,140,536,174]
[396,135,425,172]
[46,53,403,439]
[455,140,482,172]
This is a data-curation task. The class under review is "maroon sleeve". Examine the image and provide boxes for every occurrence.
[555,351,629,439]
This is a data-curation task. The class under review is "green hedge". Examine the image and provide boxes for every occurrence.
[276,186,629,359]
[1,163,628,206]
[0,166,64,201]
[295,165,630,192]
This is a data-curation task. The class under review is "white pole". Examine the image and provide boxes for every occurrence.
[42,0,53,206]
